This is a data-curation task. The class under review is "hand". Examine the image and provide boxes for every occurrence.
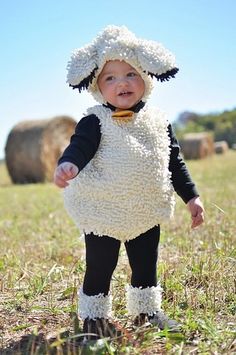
[54,162,79,188]
[187,196,205,229]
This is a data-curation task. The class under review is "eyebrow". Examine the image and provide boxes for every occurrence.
[100,71,114,76]
[98,71,114,80]
[100,68,138,77]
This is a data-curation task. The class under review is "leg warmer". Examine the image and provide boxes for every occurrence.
[126,284,162,316]
[78,288,112,320]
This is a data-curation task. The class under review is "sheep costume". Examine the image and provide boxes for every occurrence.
[64,25,181,322]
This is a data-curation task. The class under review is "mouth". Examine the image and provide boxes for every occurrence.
[118,91,132,96]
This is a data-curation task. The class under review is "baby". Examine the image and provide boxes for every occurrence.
[54,25,204,339]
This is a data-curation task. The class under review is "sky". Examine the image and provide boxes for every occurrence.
[1,0,236,159]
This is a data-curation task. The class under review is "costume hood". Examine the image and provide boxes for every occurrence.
[67,25,179,103]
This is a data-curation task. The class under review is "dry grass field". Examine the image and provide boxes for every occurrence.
[0,152,235,354]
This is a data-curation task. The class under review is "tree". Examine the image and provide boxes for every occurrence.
[174,108,236,147]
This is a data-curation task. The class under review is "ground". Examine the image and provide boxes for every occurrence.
[0,152,235,354]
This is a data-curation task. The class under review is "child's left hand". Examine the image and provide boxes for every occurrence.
[187,196,205,229]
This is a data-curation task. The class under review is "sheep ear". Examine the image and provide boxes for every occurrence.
[66,43,98,91]
[136,39,179,81]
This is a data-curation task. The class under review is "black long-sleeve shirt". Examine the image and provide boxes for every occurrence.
[58,104,199,204]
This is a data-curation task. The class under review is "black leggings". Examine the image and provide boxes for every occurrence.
[83,225,160,296]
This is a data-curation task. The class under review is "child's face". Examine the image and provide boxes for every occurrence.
[97,60,145,110]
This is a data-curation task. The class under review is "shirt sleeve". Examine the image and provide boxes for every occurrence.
[168,124,199,203]
[58,114,101,172]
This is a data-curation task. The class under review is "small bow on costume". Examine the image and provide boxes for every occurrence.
[112,110,134,122]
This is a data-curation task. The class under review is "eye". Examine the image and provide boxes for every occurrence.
[127,72,137,77]
[105,75,115,81]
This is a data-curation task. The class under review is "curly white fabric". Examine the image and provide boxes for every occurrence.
[66,25,177,103]
[78,288,112,320]
[126,285,162,316]
[64,105,175,242]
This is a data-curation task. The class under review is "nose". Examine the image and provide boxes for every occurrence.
[117,76,129,86]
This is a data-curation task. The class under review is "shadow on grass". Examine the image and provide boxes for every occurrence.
[0,330,131,355]
[0,312,185,354]
[0,313,89,355]
[0,330,87,355]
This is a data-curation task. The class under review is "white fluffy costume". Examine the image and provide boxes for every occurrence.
[64,25,180,323]
[64,104,175,242]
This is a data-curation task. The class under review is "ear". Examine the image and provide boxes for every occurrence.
[136,39,179,81]
[66,43,98,90]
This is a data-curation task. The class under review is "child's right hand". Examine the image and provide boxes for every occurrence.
[54,162,79,188]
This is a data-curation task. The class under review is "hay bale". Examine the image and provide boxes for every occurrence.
[5,116,76,184]
[179,132,214,159]
[214,141,229,154]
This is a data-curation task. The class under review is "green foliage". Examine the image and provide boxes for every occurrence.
[174,108,236,147]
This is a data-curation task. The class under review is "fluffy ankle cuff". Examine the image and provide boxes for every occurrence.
[126,285,162,316]
[78,288,112,320]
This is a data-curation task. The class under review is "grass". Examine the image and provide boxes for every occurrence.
[0,152,235,354]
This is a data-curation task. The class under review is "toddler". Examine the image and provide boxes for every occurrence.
[54,25,204,338]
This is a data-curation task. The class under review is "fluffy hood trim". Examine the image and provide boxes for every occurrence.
[67,25,179,103]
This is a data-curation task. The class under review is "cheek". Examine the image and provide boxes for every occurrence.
[100,85,110,96]
[139,81,145,96]
[97,80,105,92]
[133,77,145,91]
[98,85,114,102]
[141,82,145,93]
[98,81,112,93]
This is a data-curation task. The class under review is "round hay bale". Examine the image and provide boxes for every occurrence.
[180,132,214,159]
[214,141,229,154]
[5,116,77,184]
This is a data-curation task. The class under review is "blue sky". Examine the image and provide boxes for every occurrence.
[1,0,236,159]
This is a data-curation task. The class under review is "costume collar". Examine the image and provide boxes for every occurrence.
[103,101,145,113]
